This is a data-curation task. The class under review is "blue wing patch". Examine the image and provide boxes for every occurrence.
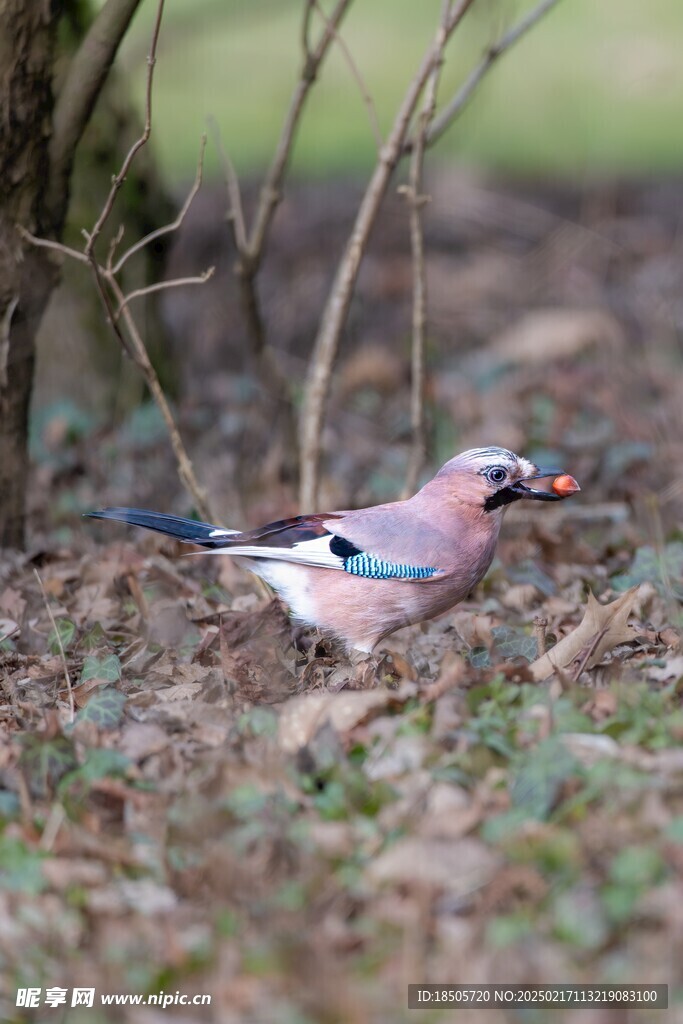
[343,553,438,580]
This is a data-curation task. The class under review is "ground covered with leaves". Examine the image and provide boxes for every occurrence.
[4,173,683,1021]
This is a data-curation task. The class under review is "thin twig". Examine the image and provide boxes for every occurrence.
[299,0,477,511]
[0,624,19,645]
[302,0,316,61]
[111,134,208,275]
[414,0,564,153]
[246,0,353,263]
[209,117,248,255]
[572,626,609,682]
[17,227,89,265]
[84,0,166,259]
[534,616,548,658]
[30,219,215,517]
[47,0,144,228]
[215,1,353,427]
[107,275,213,520]
[34,569,75,724]
[106,224,126,273]
[39,803,67,852]
[115,268,215,319]
[311,0,383,151]
[88,254,139,362]
[401,0,451,498]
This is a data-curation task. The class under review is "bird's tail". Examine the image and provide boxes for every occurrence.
[85,507,238,546]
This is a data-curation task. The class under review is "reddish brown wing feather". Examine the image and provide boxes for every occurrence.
[221,513,342,549]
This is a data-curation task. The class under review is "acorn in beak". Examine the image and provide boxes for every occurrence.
[512,468,581,502]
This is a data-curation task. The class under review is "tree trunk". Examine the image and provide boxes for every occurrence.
[0,1,61,547]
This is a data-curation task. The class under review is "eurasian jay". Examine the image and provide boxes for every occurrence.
[87,447,579,653]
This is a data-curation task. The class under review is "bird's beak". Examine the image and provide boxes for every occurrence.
[511,466,575,501]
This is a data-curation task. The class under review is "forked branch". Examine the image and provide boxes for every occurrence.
[299,0,477,511]
[48,0,145,229]
[219,0,353,416]
[24,0,215,522]
[401,0,452,498]
[409,0,564,153]
[299,0,564,510]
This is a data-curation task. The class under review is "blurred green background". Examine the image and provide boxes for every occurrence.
[117,0,683,182]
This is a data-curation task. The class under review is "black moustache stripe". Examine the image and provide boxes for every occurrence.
[484,486,522,512]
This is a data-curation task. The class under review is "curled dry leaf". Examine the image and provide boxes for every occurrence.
[366,836,500,895]
[560,733,620,766]
[278,683,416,754]
[530,587,639,681]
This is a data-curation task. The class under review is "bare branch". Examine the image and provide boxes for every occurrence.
[21,0,216,524]
[16,227,90,265]
[47,0,144,228]
[209,119,248,255]
[246,0,353,263]
[299,0,477,511]
[115,268,215,319]
[214,1,353,434]
[111,134,208,275]
[402,0,451,498]
[302,0,315,61]
[84,0,165,259]
[311,0,383,151]
[106,224,126,273]
[420,0,564,152]
[106,276,214,521]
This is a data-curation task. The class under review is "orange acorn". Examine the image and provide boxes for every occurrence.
[552,474,580,498]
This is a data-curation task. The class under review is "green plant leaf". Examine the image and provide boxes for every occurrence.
[76,687,126,729]
[48,618,76,654]
[611,542,683,600]
[0,836,47,895]
[508,559,556,596]
[609,845,664,887]
[19,733,79,798]
[492,624,538,662]
[80,653,122,684]
[468,646,490,669]
[511,738,579,820]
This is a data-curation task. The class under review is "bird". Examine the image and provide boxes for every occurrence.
[86,447,579,653]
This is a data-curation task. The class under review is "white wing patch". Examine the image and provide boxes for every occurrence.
[209,527,240,537]
[209,533,345,570]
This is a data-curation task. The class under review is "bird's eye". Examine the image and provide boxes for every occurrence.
[487,466,508,484]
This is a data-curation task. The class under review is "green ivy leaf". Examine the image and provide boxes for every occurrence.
[609,845,664,887]
[611,542,683,600]
[81,622,106,650]
[19,733,79,798]
[76,687,126,729]
[511,738,578,820]
[492,625,538,663]
[0,790,20,820]
[508,559,557,597]
[48,618,76,654]
[58,748,132,801]
[0,836,47,895]
[468,646,490,669]
[80,653,122,684]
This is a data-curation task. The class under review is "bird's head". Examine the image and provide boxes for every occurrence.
[433,447,579,511]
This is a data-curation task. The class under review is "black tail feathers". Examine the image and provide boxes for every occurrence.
[85,507,236,546]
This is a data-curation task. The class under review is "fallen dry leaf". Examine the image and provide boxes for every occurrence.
[366,836,500,894]
[560,733,620,766]
[278,684,415,754]
[647,656,683,682]
[530,587,639,681]
[490,308,623,366]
